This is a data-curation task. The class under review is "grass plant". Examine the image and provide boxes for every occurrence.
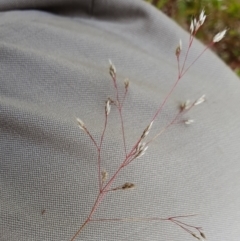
[70,10,227,241]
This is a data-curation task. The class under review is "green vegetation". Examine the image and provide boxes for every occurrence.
[146,0,240,76]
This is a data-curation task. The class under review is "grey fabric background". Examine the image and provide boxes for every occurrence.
[0,0,240,241]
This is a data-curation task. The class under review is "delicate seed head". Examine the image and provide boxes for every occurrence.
[105,98,111,115]
[200,14,206,26]
[190,15,203,34]
[108,97,114,105]
[181,99,191,111]
[213,29,227,43]
[141,131,148,139]
[124,78,129,90]
[136,142,142,152]
[195,21,200,31]
[185,119,194,125]
[142,145,149,153]
[199,9,205,21]
[136,145,148,159]
[190,19,194,34]
[137,141,146,152]
[109,59,116,78]
[141,121,153,139]
[76,118,85,130]
[194,95,206,106]
[200,232,206,239]
[101,170,108,183]
[175,39,182,56]
[179,39,182,51]
[175,47,181,57]
[193,18,197,28]
[199,9,206,26]
[149,121,154,129]
[192,233,200,240]
[121,182,135,190]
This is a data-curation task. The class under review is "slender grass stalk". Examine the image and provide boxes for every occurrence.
[72,10,227,241]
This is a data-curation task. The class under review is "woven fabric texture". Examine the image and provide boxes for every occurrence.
[0,0,240,241]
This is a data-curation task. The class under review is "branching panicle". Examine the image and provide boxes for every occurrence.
[70,9,227,241]
[190,9,206,35]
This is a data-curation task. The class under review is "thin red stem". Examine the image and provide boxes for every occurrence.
[90,214,197,223]
[90,217,167,222]
[180,36,194,76]
[177,55,181,78]
[118,105,127,157]
[102,164,124,192]
[70,191,106,241]
[181,42,213,77]
[89,214,201,238]
[112,76,127,157]
[98,113,108,191]
[170,219,194,235]
[70,155,129,241]
[70,30,211,240]
[167,214,198,219]
[122,89,128,107]
[124,109,182,167]
[85,129,99,150]
[69,218,89,241]
[173,219,201,230]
